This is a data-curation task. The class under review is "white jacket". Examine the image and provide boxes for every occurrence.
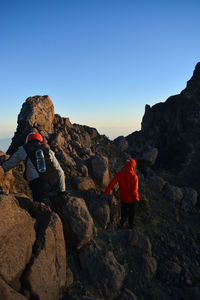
[2,146,66,191]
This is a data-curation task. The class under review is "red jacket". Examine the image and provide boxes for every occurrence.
[105,159,139,203]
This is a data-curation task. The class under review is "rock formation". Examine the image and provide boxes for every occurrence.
[0,63,200,300]
[127,62,200,188]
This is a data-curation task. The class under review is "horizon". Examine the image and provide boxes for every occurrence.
[1,0,200,143]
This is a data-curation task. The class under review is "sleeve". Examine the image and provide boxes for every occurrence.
[104,173,118,195]
[49,150,66,192]
[131,174,140,202]
[2,149,23,172]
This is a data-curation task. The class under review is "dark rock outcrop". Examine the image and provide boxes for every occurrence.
[127,62,200,189]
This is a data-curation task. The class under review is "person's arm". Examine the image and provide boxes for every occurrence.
[49,150,66,192]
[2,148,24,172]
[131,174,140,202]
[104,173,118,195]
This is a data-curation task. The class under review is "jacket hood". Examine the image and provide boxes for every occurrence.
[125,159,136,168]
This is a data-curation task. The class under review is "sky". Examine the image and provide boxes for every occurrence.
[0,0,200,150]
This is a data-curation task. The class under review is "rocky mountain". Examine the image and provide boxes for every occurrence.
[0,64,200,300]
[126,62,200,189]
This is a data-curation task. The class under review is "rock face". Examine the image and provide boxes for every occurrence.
[53,195,94,249]
[79,243,126,298]
[0,194,67,300]
[127,62,200,188]
[1,83,200,300]
[0,194,35,291]
[8,95,55,154]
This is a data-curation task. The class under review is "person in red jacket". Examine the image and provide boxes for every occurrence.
[105,158,139,229]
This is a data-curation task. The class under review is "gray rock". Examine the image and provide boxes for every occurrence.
[140,255,157,281]
[114,136,128,151]
[72,177,96,191]
[163,183,183,203]
[0,194,36,291]
[181,187,198,212]
[79,243,126,298]
[88,155,109,187]
[148,175,166,191]
[128,231,152,256]
[54,195,94,249]
[141,147,158,165]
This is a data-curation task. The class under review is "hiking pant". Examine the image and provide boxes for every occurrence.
[29,178,49,203]
[120,202,136,228]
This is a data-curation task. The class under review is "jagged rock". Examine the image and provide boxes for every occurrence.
[128,231,152,256]
[88,155,109,187]
[72,177,96,191]
[159,260,182,283]
[140,255,157,281]
[84,193,110,228]
[79,243,126,298]
[8,95,55,154]
[16,198,67,300]
[181,187,198,212]
[163,183,183,203]
[0,277,28,300]
[141,146,158,165]
[0,194,36,291]
[53,195,94,249]
[114,136,128,151]
[148,175,166,191]
[119,288,138,300]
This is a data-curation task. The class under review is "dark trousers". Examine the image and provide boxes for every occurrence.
[29,178,50,203]
[120,202,136,228]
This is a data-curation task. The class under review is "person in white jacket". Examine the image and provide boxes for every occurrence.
[1,132,66,204]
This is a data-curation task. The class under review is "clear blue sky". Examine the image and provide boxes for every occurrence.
[0,0,200,143]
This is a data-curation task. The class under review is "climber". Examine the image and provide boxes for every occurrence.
[1,132,66,205]
[104,158,140,229]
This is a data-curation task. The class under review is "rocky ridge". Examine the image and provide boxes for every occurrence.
[0,64,200,300]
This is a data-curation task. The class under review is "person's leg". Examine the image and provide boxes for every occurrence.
[120,202,128,227]
[128,202,136,229]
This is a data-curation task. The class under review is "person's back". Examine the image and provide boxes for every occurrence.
[2,132,66,204]
[105,158,139,229]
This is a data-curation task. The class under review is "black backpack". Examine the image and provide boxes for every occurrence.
[23,143,59,180]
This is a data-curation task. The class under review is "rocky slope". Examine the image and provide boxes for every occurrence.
[0,66,200,300]
[126,62,200,189]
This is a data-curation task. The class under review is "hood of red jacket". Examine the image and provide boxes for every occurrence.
[124,159,136,173]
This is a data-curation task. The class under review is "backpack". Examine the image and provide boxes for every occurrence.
[23,143,59,180]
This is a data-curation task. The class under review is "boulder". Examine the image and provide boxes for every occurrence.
[140,255,157,281]
[181,187,198,212]
[23,211,67,300]
[114,136,128,151]
[8,95,55,154]
[148,175,166,191]
[88,155,109,187]
[128,231,152,256]
[72,177,96,191]
[79,243,126,298]
[0,194,36,291]
[163,183,183,203]
[53,195,94,249]
[0,277,28,300]
[141,147,158,165]
[15,198,67,300]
